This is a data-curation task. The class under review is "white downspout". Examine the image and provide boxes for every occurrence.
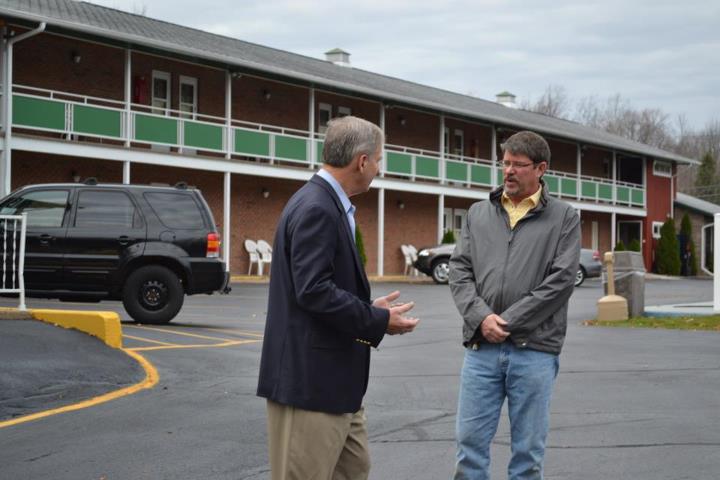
[2,22,46,197]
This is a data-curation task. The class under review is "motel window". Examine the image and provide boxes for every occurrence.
[318,103,332,134]
[337,106,351,117]
[453,129,464,156]
[653,160,672,178]
[443,128,464,156]
[179,76,198,119]
[152,70,171,115]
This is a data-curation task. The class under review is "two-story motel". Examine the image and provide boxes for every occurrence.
[0,0,698,276]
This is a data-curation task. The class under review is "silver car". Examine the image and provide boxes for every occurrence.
[415,244,601,287]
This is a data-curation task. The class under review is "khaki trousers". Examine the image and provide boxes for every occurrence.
[266,400,370,480]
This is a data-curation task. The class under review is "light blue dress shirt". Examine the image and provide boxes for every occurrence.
[317,169,356,239]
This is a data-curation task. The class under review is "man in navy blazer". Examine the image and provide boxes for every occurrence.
[257,116,419,479]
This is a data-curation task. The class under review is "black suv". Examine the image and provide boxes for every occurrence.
[0,180,230,324]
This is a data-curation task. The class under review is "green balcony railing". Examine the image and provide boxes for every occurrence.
[10,85,647,208]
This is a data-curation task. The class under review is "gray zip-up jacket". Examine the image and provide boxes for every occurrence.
[449,184,580,354]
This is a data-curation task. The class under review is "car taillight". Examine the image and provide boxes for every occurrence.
[207,232,220,258]
[592,250,600,261]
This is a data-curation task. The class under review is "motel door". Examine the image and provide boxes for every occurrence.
[617,220,642,249]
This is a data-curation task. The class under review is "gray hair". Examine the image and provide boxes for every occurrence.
[322,116,384,167]
[501,131,551,166]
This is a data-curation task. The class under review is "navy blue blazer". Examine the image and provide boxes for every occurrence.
[257,175,389,414]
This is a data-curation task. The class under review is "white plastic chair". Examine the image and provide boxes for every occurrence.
[400,244,413,276]
[406,244,419,276]
[256,239,273,275]
[244,239,261,275]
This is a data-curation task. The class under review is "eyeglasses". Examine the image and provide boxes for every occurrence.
[499,160,536,170]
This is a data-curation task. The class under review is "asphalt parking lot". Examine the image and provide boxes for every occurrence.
[1,277,719,479]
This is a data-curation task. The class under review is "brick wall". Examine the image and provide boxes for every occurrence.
[644,158,673,269]
[14,33,124,100]
[315,91,381,126]
[231,76,309,131]
[385,108,440,151]
[12,151,123,189]
[381,191,438,274]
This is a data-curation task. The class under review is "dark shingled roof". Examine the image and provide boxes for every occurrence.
[0,0,698,165]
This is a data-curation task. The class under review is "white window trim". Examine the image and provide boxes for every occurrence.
[318,103,332,134]
[337,106,351,117]
[453,208,467,239]
[151,70,171,116]
[653,160,672,178]
[443,207,452,234]
[591,220,599,251]
[179,75,198,119]
[701,223,714,275]
[652,221,664,239]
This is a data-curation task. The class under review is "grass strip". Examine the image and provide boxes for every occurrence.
[584,316,720,331]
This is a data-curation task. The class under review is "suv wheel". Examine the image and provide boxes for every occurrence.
[575,267,586,287]
[431,258,450,284]
[123,265,184,324]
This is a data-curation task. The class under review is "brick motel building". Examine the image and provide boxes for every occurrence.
[0,1,699,276]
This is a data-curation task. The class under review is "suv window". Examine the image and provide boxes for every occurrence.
[75,190,142,228]
[0,190,69,227]
[144,192,206,229]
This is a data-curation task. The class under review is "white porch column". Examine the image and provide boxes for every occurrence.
[2,22,46,197]
[437,194,445,244]
[224,172,231,273]
[439,115,446,184]
[379,104,385,177]
[612,151,617,205]
[124,49,132,148]
[308,87,316,168]
[491,126,498,189]
[714,214,720,312]
[1,31,13,197]
[611,211,617,252]
[377,188,385,276]
[123,161,130,184]
[225,71,232,160]
[576,144,582,201]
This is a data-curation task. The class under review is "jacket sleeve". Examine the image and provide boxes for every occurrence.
[500,206,581,335]
[289,202,389,347]
[449,204,495,338]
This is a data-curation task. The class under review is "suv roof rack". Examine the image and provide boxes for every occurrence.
[174,181,188,190]
[83,177,98,185]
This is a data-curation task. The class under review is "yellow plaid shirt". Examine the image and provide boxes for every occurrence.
[502,186,543,229]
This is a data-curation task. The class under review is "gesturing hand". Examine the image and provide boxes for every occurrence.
[374,291,419,335]
[481,314,510,343]
[373,290,401,310]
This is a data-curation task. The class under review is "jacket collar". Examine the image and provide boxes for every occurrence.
[490,178,549,213]
[310,175,371,296]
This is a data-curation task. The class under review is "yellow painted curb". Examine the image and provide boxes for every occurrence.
[30,309,123,349]
[0,348,158,429]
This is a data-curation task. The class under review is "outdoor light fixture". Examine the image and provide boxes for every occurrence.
[261,187,270,198]
[397,199,405,210]
[71,51,81,64]
[399,115,406,126]
[262,89,271,100]
[71,170,81,183]
[230,71,242,79]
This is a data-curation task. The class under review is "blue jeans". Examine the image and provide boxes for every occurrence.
[454,342,559,480]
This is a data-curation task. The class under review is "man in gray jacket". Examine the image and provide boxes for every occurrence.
[449,131,580,480]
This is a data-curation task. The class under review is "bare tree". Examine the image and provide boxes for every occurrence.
[521,84,570,119]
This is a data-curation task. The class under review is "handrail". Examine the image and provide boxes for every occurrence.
[11,83,646,203]
[0,214,27,310]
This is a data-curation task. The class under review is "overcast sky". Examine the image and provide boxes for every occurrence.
[86,0,719,130]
